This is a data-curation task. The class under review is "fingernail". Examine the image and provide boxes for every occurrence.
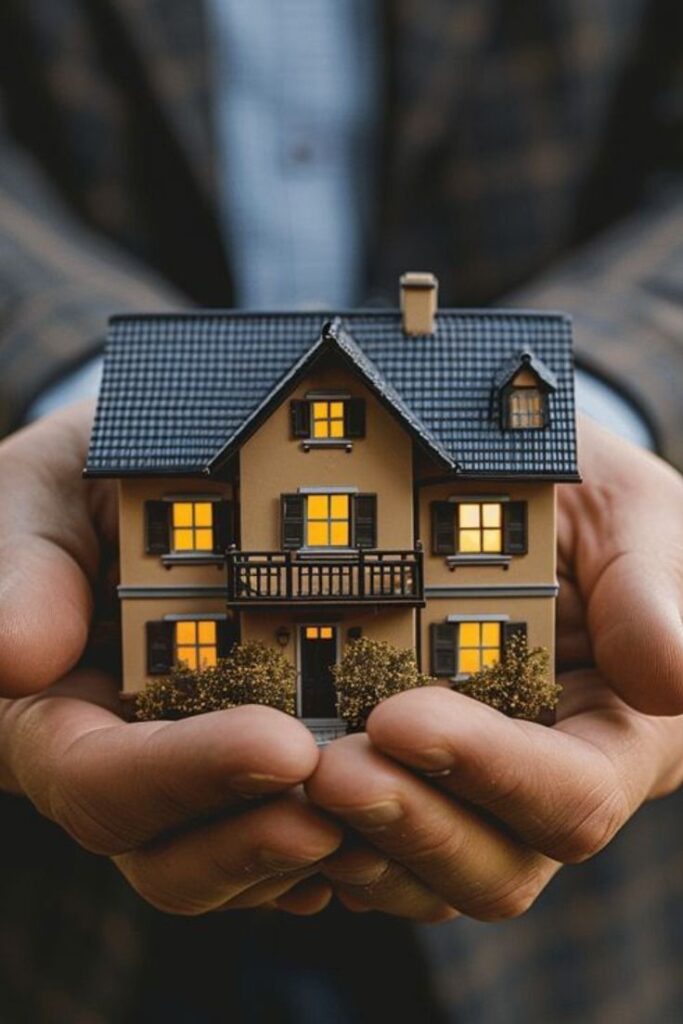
[231,772,292,797]
[420,747,454,771]
[258,849,321,873]
[340,800,404,830]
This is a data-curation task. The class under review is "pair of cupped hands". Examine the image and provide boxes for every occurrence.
[0,403,682,923]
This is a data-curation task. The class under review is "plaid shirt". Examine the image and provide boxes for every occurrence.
[1,2,683,1021]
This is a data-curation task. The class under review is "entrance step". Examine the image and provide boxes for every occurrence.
[302,719,348,746]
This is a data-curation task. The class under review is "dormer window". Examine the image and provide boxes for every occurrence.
[493,349,557,432]
[290,395,366,444]
[506,386,547,429]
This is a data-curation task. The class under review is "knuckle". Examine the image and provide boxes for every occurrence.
[470,866,546,922]
[553,785,628,863]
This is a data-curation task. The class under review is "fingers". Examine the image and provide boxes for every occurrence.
[306,734,559,921]
[3,674,321,853]
[115,794,342,915]
[0,403,108,696]
[366,682,677,863]
[323,841,457,922]
[560,417,683,714]
[273,878,335,916]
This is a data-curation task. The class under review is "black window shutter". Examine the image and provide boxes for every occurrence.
[503,621,528,650]
[354,494,377,548]
[503,502,528,554]
[344,398,366,438]
[281,494,305,549]
[213,500,234,553]
[217,618,239,658]
[431,501,455,554]
[430,623,457,677]
[145,501,170,554]
[290,400,311,438]
[146,620,174,675]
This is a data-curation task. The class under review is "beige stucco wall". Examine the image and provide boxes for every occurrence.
[121,596,230,694]
[118,478,233,587]
[419,480,556,588]
[240,607,415,661]
[239,365,414,551]
[420,596,555,682]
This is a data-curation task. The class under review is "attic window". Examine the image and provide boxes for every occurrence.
[506,387,547,430]
[290,397,366,442]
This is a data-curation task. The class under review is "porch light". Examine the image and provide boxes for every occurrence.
[275,626,291,647]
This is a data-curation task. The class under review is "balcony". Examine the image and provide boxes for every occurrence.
[226,547,424,607]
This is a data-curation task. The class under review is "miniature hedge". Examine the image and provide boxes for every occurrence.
[134,641,296,721]
[332,637,435,731]
[454,633,561,720]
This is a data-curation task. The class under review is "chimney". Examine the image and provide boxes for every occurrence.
[400,272,438,335]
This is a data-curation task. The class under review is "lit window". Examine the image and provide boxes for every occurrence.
[507,388,545,429]
[312,401,345,439]
[305,626,334,640]
[172,501,214,551]
[458,503,502,553]
[175,620,218,670]
[458,622,501,675]
[306,493,350,547]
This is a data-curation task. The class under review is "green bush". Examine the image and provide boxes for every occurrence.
[135,641,296,721]
[454,633,560,720]
[332,637,435,731]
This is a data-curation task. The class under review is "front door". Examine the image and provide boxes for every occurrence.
[299,626,338,719]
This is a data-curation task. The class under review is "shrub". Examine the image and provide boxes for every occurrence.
[332,637,435,731]
[454,634,560,720]
[135,641,296,721]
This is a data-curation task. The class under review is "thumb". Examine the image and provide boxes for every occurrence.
[0,404,101,697]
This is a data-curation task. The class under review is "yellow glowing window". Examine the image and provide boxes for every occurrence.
[305,626,334,640]
[175,619,218,670]
[508,388,545,429]
[312,400,345,439]
[172,501,214,551]
[306,493,350,547]
[458,621,501,675]
[458,503,502,553]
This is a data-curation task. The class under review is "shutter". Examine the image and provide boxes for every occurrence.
[145,500,170,554]
[281,494,305,549]
[354,494,377,548]
[503,502,527,554]
[344,398,366,438]
[146,620,174,675]
[430,623,457,677]
[431,501,455,554]
[290,400,311,438]
[503,621,527,651]
[217,618,238,658]
[213,500,234,552]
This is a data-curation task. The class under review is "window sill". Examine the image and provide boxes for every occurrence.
[300,440,353,453]
[446,555,511,570]
[161,553,225,568]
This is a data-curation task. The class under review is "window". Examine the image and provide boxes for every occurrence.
[304,626,334,640]
[507,387,546,429]
[458,502,502,553]
[306,493,350,547]
[290,398,365,440]
[458,622,501,674]
[175,619,218,670]
[312,400,345,439]
[172,501,214,552]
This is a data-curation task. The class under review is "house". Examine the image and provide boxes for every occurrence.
[84,273,579,742]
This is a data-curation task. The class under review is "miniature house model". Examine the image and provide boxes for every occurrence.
[85,274,579,742]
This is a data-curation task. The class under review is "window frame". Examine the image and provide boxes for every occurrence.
[456,501,504,555]
[304,491,352,550]
[174,618,219,671]
[504,385,548,430]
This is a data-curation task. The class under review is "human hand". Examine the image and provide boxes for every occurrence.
[0,405,342,915]
[306,418,683,920]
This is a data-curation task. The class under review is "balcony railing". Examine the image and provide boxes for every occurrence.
[226,547,424,606]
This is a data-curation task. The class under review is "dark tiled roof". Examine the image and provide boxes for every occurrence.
[85,309,578,479]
